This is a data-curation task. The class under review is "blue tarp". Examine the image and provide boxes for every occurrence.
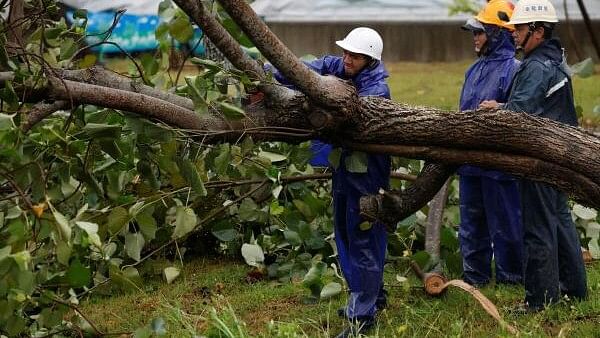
[65,10,204,55]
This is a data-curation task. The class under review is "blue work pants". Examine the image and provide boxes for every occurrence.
[334,189,387,320]
[459,175,523,285]
[521,180,587,309]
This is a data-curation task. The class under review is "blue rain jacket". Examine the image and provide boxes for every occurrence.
[268,57,391,320]
[458,27,520,179]
[457,28,524,286]
[504,38,586,308]
[504,38,577,126]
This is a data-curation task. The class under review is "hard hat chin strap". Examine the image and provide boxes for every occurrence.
[517,23,536,51]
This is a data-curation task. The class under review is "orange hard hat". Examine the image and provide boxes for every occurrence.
[475,0,515,31]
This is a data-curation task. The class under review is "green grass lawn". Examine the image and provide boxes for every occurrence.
[387,62,600,128]
[80,258,600,337]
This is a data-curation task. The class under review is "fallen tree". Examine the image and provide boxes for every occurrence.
[1,0,600,335]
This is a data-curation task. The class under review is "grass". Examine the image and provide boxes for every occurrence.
[80,258,600,337]
[387,61,600,127]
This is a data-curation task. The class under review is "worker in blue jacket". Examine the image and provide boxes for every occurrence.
[267,27,391,337]
[457,0,524,287]
[480,0,587,311]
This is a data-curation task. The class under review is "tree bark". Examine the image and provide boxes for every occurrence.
[21,71,600,210]
[7,0,25,49]
[8,0,600,223]
[216,0,359,111]
[360,163,456,226]
[425,178,451,264]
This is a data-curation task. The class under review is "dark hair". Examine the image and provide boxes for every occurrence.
[533,22,554,39]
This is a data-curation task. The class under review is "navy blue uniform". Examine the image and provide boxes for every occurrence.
[269,56,391,320]
[457,27,524,285]
[503,38,587,309]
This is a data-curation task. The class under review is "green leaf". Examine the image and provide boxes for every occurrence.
[269,199,285,216]
[51,209,72,240]
[345,151,368,173]
[82,123,122,139]
[217,101,246,120]
[190,57,221,71]
[0,81,19,111]
[136,211,157,240]
[98,139,123,160]
[107,207,129,235]
[177,158,207,196]
[73,8,88,21]
[411,250,432,271]
[9,251,31,271]
[320,282,342,299]
[168,15,193,43]
[238,198,258,221]
[359,221,372,231]
[440,227,459,251]
[172,206,197,239]
[76,221,98,235]
[570,58,595,78]
[115,266,143,291]
[283,230,302,246]
[78,54,97,68]
[258,150,287,163]
[272,185,283,198]
[214,144,231,175]
[241,243,264,267]
[0,246,10,261]
[211,220,238,242]
[66,259,91,287]
[125,232,145,261]
[302,261,326,297]
[292,199,313,220]
[0,113,15,130]
[573,204,598,220]
[59,38,77,61]
[56,241,72,266]
[328,147,342,169]
[163,266,180,284]
[155,22,169,40]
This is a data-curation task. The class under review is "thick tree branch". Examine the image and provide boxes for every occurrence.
[354,97,600,184]
[22,100,70,132]
[47,77,209,130]
[360,163,455,225]
[425,178,451,265]
[11,69,600,210]
[57,67,195,110]
[216,0,358,111]
[174,0,264,80]
[7,0,25,49]
[0,71,15,85]
[353,143,600,213]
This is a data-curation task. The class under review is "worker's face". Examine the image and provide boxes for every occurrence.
[473,30,487,53]
[513,23,544,53]
[342,50,369,77]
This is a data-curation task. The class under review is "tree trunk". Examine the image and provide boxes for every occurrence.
[575,0,600,60]
[7,0,24,48]
[425,178,452,265]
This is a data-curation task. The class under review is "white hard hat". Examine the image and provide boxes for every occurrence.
[508,0,558,25]
[335,27,383,61]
